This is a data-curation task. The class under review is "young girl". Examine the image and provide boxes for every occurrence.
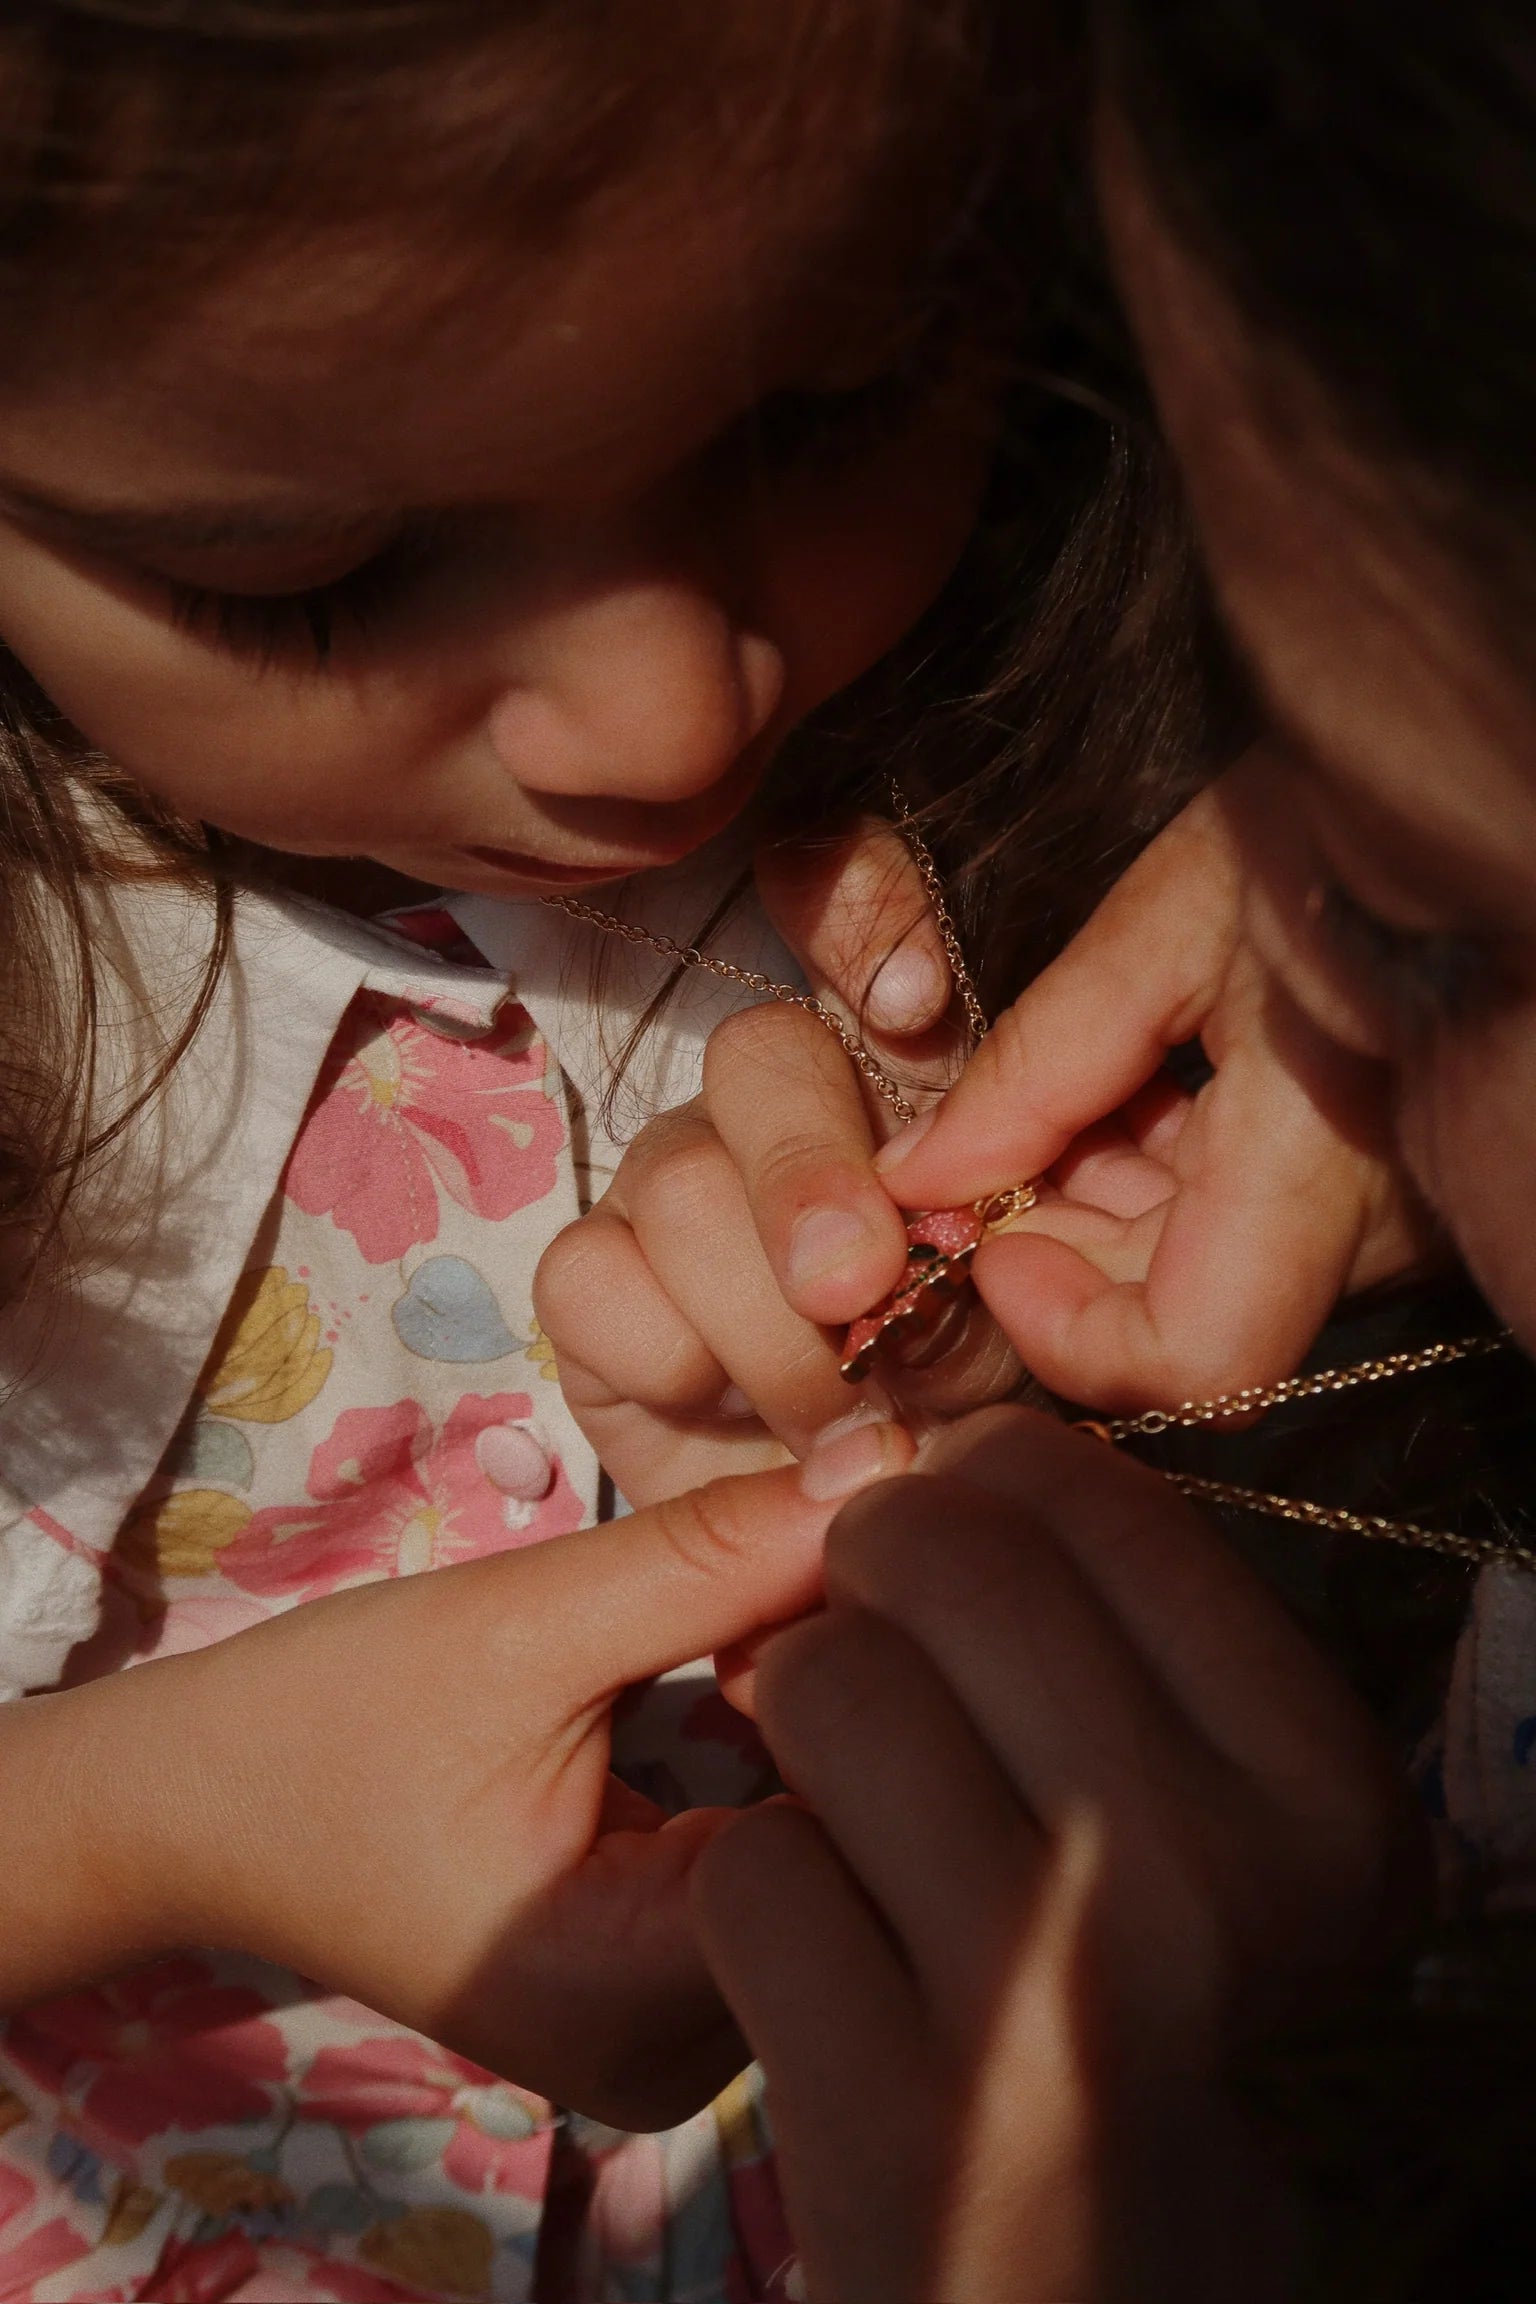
[640,1,1536,2293]
[0,1,1156,2295]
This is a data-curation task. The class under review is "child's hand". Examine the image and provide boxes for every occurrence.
[694,1408,1414,2302]
[776,776,1433,1413]
[755,815,960,1055]
[0,1435,910,2132]
[534,814,1000,1507]
[534,1007,1018,1508]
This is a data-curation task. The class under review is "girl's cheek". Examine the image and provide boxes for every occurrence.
[754,396,997,717]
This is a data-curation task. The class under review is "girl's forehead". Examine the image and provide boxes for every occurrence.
[0,61,969,517]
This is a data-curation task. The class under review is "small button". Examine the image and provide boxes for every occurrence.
[476,1423,555,1502]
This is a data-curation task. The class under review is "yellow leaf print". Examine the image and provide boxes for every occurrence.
[164,2151,293,2216]
[102,2178,161,2246]
[202,1265,333,1424]
[525,1320,562,1383]
[121,1489,252,1580]
[360,2206,494,2298]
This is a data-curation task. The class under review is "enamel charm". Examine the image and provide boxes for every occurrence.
[839,1184,1037,1382]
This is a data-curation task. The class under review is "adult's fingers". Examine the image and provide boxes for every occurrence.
[874,790,1242,1206]
[691,1800,929,2294]
[757,817,952,1038]
[452,1806,751,2128]
[702,1001,910,1324]
[747,1606,1045,2040]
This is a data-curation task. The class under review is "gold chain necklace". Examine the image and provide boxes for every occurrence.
[544,794,1526,1575]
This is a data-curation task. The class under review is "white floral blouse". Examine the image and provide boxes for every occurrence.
[0,859,800,2304]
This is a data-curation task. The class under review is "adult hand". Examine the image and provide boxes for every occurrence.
[695,1408,1414,2301]
[0,1429,910,2132]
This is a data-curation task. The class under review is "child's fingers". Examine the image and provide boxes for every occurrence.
[974,1034,1395,1409]
[874,792,1242,1205]
[756,816,953,1039]
[701,1000,910,1324]
[746,1605,1046,2039]
[613,1100,873,1450]
[535,1205,732,1419]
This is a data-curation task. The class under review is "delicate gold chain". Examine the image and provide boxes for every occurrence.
[1160,1472,1536,1575]
[886,784,990,1045]
[1080,1333,1512,1440]
[536,895,922,1121]
[543,799,1531,1571]
[541,784,983,1126]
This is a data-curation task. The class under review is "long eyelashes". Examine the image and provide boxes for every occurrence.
[165,539,423,669]
[1315,878,1506,1027]
[161,343,952,670]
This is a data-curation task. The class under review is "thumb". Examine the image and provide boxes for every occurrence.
[513,1419,915,1713]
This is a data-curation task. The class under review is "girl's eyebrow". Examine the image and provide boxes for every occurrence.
[0,481,386,556]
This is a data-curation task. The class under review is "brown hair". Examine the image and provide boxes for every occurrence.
[1098,0,1536,676]
[0,0,1008,1277]
[0,0,1228,1281]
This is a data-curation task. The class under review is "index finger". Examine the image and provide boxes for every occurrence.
[874,792,1243,1206]
[702,999,910,1325]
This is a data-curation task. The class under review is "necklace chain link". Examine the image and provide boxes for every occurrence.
[1084,1332,1512,1439]
[544,794,1530,1572]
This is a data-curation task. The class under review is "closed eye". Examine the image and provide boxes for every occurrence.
[1316,878,1508,1027]
[163,530,430,668]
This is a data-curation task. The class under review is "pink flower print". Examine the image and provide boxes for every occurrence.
[219,1395,585,1603]
[0,2215,95,2302]
[5,1957,289,2151]
[298,2039,552,2200]
[284,993,565,1263]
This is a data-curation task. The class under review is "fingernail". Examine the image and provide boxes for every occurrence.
[800,1405,904,1502]
[868,943,947,1033]
[786,1206,875,1295]
[717,1383,755,1420]
[874,1104,937,1175]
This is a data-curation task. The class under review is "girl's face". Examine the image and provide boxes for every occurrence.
[1101,125,1536,1353]
[0,84,997,897]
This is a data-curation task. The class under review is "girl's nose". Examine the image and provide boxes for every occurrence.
[484,577,785,805]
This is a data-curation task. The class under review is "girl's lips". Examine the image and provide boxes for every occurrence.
[462,846,645,886]
[462,840,704,886]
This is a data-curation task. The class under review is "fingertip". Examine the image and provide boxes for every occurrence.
[866,937,950,1036]
[971,1230,1105,1386]
[871,1102,938,1182]
[781,1189,909,1323]
[799,1406,916,1502]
